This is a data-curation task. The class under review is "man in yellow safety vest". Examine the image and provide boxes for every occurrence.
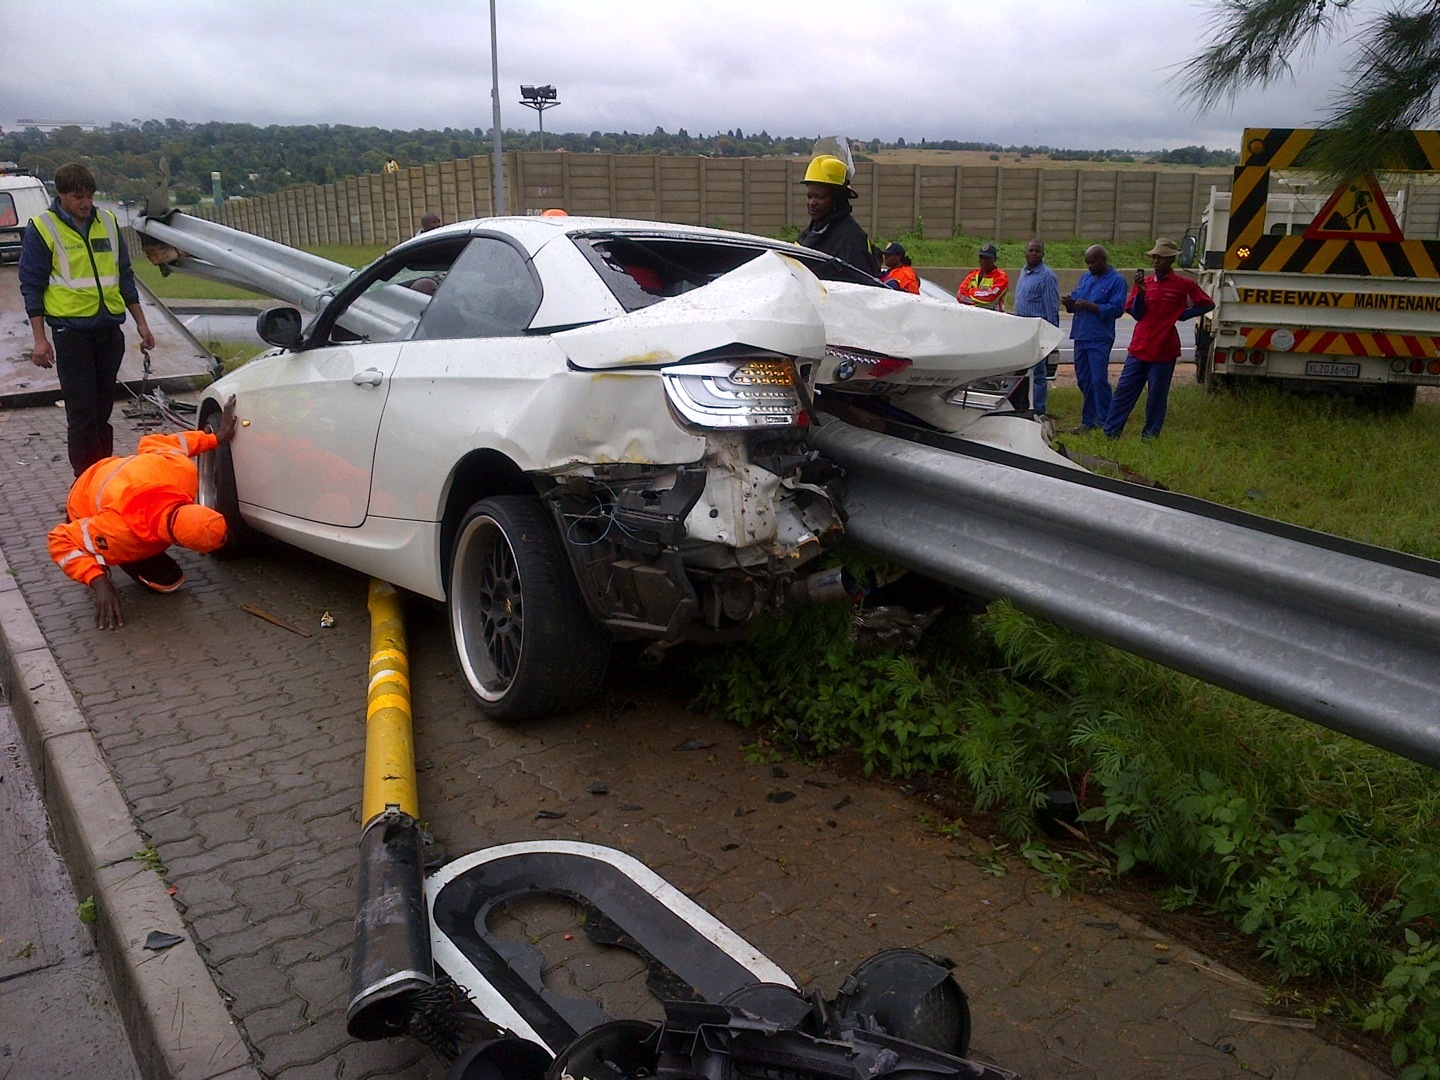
[20,162,155,476]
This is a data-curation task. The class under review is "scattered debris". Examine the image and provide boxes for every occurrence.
[674,737,716,751]
[535,809,567,821]
[853,604,943,651]
[240,603,312,637]
[1228,1009,1317,1029]
[586,781,609,796]
[766,791,796,804]
[144,930,184,951]
[319,611,335,628]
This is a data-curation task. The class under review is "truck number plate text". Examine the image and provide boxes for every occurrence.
[1305,361,1361,378]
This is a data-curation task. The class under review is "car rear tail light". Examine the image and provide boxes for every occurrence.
[663,358,807,429]
[825,345,913,381]
[1249,350,1266,365]
[1213,349,1228,366]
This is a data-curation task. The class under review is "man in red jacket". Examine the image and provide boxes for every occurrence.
[956,242,1008,311]
[1103,239,1214,441]
[48,396,238,629]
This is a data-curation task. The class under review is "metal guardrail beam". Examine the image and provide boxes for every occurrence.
[811,418,1440,769]
[133,210,354,312]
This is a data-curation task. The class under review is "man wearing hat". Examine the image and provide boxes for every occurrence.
[797,154,877,274]
[1103,239,1214,441]
[48,395,239,629]
[880,242,920,294]
[956,243,1009,311]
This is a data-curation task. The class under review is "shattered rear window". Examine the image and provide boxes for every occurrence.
[573,233,880,313]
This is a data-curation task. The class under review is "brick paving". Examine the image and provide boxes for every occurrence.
[0,399,1388,1079]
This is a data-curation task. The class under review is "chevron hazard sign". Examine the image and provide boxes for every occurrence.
[1224,128,1440,275]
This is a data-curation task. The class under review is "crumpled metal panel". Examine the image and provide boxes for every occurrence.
[811,417,1440,769]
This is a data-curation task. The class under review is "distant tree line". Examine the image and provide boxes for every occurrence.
[0,119,1238,206]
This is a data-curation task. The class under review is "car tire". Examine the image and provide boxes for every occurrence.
[449,495,610,721]
[196,409,258,558]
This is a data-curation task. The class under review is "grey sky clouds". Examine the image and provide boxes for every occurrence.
[3,0,1356,151]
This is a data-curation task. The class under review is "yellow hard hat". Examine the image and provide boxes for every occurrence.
[804,154,849,187]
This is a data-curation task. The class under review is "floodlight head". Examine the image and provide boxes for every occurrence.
[521,85,538,97]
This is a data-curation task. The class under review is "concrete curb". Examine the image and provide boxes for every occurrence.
[0,548,262,1080]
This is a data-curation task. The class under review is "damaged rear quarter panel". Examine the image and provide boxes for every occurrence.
[368,337,706,522]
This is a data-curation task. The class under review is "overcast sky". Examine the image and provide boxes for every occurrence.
[3,0,1359,151]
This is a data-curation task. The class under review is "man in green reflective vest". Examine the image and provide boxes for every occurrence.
[20,162,155,476]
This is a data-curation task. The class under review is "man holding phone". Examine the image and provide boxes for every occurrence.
[1102,238,1213,441]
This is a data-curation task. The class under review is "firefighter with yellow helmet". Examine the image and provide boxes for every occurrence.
[797,153,877,274]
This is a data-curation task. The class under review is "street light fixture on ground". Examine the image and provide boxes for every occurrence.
[519,84,560,151]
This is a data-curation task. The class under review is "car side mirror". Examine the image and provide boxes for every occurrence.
[256,307,303,349]
[1179,233,1198,269]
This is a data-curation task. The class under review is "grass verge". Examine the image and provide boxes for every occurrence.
[687,381,1439,1076]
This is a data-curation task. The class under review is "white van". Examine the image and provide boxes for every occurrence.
[0,165,51,263]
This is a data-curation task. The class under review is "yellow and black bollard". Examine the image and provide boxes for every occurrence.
[346,580,435,1039]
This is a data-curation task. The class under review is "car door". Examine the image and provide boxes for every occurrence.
[233,239,463,527]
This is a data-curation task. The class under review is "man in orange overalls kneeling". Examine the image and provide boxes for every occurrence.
[48,396,238,630]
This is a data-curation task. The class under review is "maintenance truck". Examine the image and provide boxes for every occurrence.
[1181,127,1440,410]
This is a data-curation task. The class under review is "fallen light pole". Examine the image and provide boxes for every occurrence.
[347,579,435,1039]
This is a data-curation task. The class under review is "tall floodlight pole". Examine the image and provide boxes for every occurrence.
[519,85,560,151]
[490,0,505,215]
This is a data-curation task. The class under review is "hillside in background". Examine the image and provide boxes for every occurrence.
[0,119,1237,205]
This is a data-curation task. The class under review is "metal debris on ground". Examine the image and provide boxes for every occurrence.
[240,603,313,637]
[120,346,198,430]
[319,611,335,628]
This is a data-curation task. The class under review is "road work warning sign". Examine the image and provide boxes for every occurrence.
[1304,175,1404,242]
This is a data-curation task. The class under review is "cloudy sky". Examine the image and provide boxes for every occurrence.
[3,0,1358,151]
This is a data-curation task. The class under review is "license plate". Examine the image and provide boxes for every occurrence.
[1305,361,1361,378]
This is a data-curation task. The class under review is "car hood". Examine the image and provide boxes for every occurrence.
[555,252,828,370]
[815,284,1064,386]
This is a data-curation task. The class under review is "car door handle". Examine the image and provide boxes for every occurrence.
[351,369,384,387]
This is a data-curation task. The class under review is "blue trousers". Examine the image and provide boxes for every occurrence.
[1072,340,1114,429]
[1029,357,1049,415]
[1104,355,1175,439]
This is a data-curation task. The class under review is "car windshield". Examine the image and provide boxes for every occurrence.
[572,231,880,313]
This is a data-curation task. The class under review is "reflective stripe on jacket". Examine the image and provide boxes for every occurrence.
[47,430,219,586]
[957,267,1009,311]
[34,208,124,319]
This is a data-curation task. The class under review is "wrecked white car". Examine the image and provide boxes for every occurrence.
[190,216,1059,719]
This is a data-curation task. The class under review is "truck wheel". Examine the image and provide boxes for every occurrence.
[1193,326,1212,385]
[448,495,610,721]
[1374,384,1418,413]
[196,406,258,558]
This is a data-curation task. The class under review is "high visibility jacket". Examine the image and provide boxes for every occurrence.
[882,264,921,294]
[33,208,125,319]
[48,430,220,586]
[957,267,1009,311]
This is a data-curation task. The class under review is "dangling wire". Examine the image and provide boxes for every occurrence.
[121,343,201,430]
